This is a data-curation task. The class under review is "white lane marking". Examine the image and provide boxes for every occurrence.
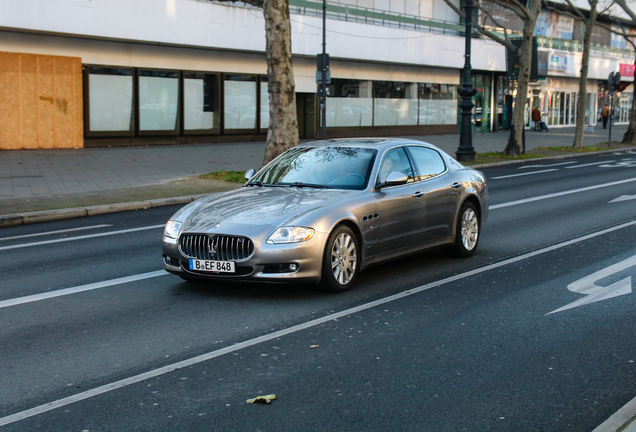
[600,159,636,168]
[547,254,636,315]
[610,195,636,203]
[565,161,616,169]
[491,169,559,179]
[0,271,166,309]
[0,225,164,251]
[518,161,576,169]
[2,219,636,427]
[490,176,636,210]
[0,225,113,242]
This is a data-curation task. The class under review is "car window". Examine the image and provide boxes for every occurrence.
[377,148,415,185]
[407,146,446,180]
[251,146,377,190]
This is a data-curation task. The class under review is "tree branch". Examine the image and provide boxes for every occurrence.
[558,0,586,21]
[614,0,636,24]
[485,0,528,20]
[214,0,265,8]
[441,0,519,51]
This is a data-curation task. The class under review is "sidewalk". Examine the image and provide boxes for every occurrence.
[0,124,629,224]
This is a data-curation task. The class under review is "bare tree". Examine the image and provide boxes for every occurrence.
[218,0,299,165]
[556,0,609,148]
[607,0,636,143]
[443,0,541,155]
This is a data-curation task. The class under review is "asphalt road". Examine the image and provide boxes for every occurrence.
[1,151,636,431]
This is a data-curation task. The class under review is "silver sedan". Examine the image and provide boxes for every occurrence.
[162,138,488,292]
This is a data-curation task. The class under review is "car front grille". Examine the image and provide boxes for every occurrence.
[179,234,255,261]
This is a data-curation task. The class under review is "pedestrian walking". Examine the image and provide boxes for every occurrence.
[601,104,610,129]
[531,107,541,131]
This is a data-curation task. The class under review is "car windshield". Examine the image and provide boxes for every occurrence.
[251,146,377,190]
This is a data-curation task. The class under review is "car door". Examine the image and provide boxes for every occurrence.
[374,147,427,254]
[406,146,460,242]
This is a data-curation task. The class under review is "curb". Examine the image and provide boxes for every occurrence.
[592,396,636,432]
[1,147,635,229]
[0,194,212,228]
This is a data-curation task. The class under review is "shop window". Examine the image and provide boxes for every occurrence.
[419,83,457,126]
[87,67,134,134]
[374,81,418,126]
[138,70,179,132]
[260,77,269,131]
[224,75,257,130]
[183,72,220,133]
[325,79,373,127]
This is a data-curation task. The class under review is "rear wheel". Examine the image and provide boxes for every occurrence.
[443,201,480,258]
[319,225,360,293]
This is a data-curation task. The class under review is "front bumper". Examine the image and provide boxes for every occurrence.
[162,231,328,284]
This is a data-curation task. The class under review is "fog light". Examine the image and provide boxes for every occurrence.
[289,263,299,272]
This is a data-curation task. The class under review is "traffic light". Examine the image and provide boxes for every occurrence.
[608,71,621,94]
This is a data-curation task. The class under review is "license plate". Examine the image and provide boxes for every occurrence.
[189,259,235,273]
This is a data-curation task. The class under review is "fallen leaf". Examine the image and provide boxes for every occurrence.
[310,345,319,349]
[246,394,277,404]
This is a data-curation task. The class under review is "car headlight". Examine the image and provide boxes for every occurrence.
[267,227,315,244]
[164,221,182,239]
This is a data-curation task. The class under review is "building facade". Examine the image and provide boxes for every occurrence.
[0,0,633,149]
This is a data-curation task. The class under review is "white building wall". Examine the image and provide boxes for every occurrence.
[0,0,505,74]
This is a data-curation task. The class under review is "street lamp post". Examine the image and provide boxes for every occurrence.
[456,0,477,162]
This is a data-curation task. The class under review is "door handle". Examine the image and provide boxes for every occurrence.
[413,191,424,198]
[451,182,461,189]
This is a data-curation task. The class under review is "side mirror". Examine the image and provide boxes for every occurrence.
[244,169,256,180]
[378,171,408,188]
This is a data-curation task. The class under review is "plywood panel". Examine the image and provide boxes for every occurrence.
[0,51,83,150]
[20,54,39,149]
[0,52,21,149]
[37,55,55,149]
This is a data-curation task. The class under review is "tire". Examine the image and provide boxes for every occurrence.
[319,225,360,293]
[443,201,480,258]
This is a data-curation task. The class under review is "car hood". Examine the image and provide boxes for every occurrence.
[182,186,354,233]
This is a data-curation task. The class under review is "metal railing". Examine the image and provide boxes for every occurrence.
[536,36,635,60]
[204,0,634,59]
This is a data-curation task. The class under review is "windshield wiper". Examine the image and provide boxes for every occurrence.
[245,180,264,187]
[287,182,332,189]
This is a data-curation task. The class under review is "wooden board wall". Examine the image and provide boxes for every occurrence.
[0,52,83,150]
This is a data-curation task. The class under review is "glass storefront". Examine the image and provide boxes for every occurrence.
[260,77,269,130]
[85,66,459,139]
[374,81,419,126]
[419,83,457,125]
[471,74,491,132]
[223,75,257,130]
[326,79,457,128]
[87,67,134,134]
[138,70,179,132]
[183,72,220,132]
[326,79,373,127]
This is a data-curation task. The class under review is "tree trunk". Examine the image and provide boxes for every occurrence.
[573,1,598,148]
[622,54,636,143]
[262,0,299,166]
[503,0,541,156]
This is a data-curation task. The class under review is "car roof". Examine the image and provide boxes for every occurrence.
[299,138,438,151]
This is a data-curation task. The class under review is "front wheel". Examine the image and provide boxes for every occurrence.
[443,201,480,258]
[319,225,360,293]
